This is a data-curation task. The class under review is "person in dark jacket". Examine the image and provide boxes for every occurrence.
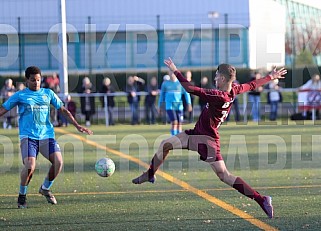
[100,77,116,125]
[144,76,159,124]
[80,77,95,127]
[126,75,145,125]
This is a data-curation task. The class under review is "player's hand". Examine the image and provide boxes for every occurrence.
[164,57,178,72]
[77,125,93,135]
[270,67,287,80]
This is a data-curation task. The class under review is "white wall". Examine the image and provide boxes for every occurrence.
[248,0,286,69]
[0,0,250,33]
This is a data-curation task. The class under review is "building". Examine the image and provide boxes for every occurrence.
[0,0,319,75]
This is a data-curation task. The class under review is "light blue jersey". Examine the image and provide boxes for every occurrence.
[158,79,191,110]
[2,88,63,140]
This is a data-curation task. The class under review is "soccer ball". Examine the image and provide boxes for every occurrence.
[95,157,115,177]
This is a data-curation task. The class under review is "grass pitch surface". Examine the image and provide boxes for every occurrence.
[1,121,321,230]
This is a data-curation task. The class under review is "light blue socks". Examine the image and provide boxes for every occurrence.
[19,185,28,195]
[42,178,54,190]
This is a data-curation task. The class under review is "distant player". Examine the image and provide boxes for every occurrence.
[133,58,287,218]
[0,66,93,208]
[158,70,192,135]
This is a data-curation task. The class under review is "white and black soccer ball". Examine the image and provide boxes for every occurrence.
[95,157,115,177]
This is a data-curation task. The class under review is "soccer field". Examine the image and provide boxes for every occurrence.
[1,122,321,230]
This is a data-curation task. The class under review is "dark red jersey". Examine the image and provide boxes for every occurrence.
[174,70,272,139]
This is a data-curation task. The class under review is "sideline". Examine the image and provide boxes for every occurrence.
[54,128,279,231]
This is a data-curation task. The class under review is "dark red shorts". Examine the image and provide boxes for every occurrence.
[185,129,223,162]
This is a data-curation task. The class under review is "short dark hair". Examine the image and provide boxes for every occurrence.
[25,66,41,79]
[217,64,236,81]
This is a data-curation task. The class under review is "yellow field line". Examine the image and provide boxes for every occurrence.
[55,128,278,231]
[1,184,320,197]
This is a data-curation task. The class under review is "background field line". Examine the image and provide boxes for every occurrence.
[55,128,278,231]
[1,184,320,197]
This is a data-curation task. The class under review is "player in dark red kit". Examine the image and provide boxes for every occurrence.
[132,58,287,219]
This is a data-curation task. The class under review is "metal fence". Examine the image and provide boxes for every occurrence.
[2,88,320,128]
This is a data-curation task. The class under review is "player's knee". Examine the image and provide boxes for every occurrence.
[216,170,233,183]
[216,171,226,182]
[50,153,63,167]
[24,160,36,174]
[160,140,173,152]
[55,158,63,170]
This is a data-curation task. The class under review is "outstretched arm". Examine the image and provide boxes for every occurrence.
[164,58,203,96]
[58,106,93,135]
[236,67,287,94]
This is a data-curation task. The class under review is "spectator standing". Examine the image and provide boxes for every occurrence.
[126,75,145,125]
[1,78,17,129]
[182,70,195,123]
[80,77,95,127]
[267,79,282,121]
[199,76,211,111]
[248,72,263,122]
[17,82,25,91]
[160,75,170,124]
[100,77,116,126]
[60,95,77,127]
[226,80,241,122]
[46,72,60,126]
[299,74,321,119]
[144,76,159,125]
[46,72,60,93]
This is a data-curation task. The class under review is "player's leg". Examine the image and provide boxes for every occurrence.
[132,132,189,184]
[167,110,178,135]
[176,110,184,134]
[18,156,36,208]
[38,139,63,204]
[210,160,273,218]
[18,138,38,208]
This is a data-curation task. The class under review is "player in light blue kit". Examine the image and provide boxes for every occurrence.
[0,66,93,208]
[158,71,192,135]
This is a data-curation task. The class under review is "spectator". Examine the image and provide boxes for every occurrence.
[199,76,211,111]
[46,72,60,126]
[144,76,159,125]
[80,77,95,126]
[159,75,170,124]
[100,77,116,126]
[182,70,195,123]
[15,82,25,127]
[226,80,241,122]
[266,79,282,121]
[17,82,25,91]
[299,74,321,119]
[126,75,145,125]
[248,72,263,122]
[1,78,17,129]
[60,95,77,127]
[46,72,60,93]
